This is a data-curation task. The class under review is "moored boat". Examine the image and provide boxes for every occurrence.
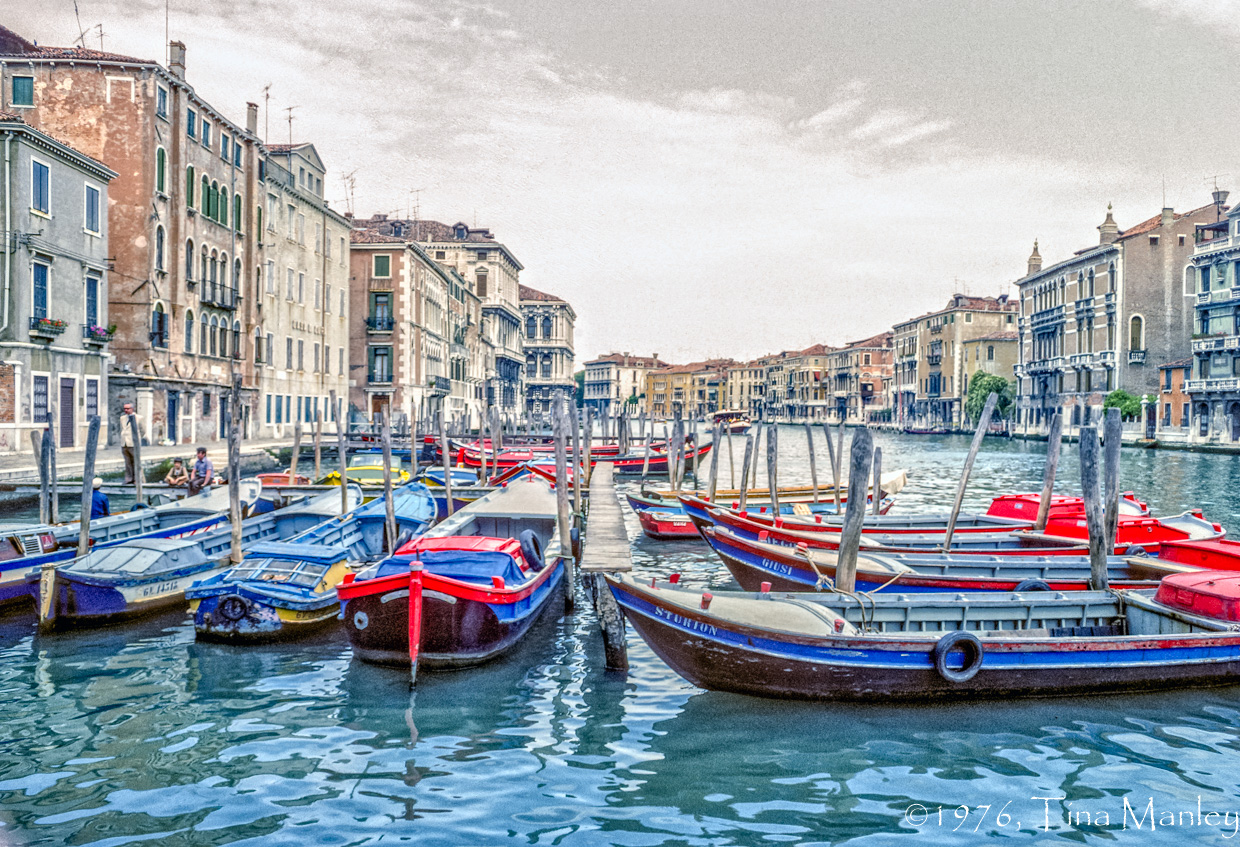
[606,570,1240,701]
[188,483,437,642]
[338,476,566,669]
[626,469,909,514]
[42,488,348,627]
[638,510,701,539]
[702,524,1192,593]
[0,481,262,611]
[612,441,712,476]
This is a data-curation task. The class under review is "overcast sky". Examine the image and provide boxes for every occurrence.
[10,0,1240,363]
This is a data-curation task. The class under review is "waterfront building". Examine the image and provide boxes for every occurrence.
[1158,359,1191,434]
[348,230,436,424]
[519,284,575,421]
[0,112,115,453]
[1183,192,1240,442]
[0,29,264,446]
[254,143,350,438]
[582,353,666,417]
[783,344,833,421]
[894,295,1016,427]
[825,332,893,424]
[445,267,486,425]
[1016,202,1213,431]
[355,216,525,415]
[721,359,768,420]
[644,359,733,418]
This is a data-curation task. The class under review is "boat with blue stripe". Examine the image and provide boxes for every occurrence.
[0,481,262,612]
[339,476,565,669]
[606,570,1240,701]
[41,488,349,627]
[188,483,436,641]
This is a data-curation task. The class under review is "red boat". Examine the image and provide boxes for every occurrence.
[613,441,712,476]
[705,507,1223,556]
[638,510,701,539]
[256,471,312,486]
[985,492,1148,521]
[337,478,566,669]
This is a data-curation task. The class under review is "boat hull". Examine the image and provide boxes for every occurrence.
[607,578,1240,701]
[342,561,564,669]
[192,590,340,641]
[49,563,232,625]
[638,511,702,539]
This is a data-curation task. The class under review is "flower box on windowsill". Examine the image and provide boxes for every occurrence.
[83,324,114,345]
[29,317,68,337]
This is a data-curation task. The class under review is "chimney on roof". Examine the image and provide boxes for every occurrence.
[246,102,258,135]
[1027,240,1042,276]
[169,41,186,79]
[1098,203,1119,245]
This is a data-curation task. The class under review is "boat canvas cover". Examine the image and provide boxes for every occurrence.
[382,536,527,585]
[456,480,557,521]
[241,541,348,566]
[62,537,208,582]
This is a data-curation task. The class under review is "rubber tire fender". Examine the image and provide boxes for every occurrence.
[932,630,984,683]
[1013,578,1051,592]
[520,529,545,572]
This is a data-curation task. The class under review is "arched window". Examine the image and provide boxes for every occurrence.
[233,258,241,292]
[542,316,552,338]
[185,238,195,281]
[987,345,995,361]
[200,175,209,215]
[1130,315,1144,351]
[185,310,194,353]
[200,246,209,290]
[526,316,536,337]
[200,313,208,353]
[151,303,167,348]
[256,204,263,236]
[1087,268,1095,297]
[220,187,228,227]
[155,225,165,271]
[234,193,243,233]
[255,326,264,364]
[209,316,218,357]
[219,317,229,358]
[187,165,195,206]
[1109,262,1117,292]
[156,147,167,194]
[232,321,242,358]
[209,250,219,300]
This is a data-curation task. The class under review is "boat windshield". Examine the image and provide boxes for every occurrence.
[348,454,405,471]
[228,557,332,589]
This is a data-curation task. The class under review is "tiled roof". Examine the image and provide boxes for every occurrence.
[0,25,153,64]
[350,229,405,244]
[519,284,563,303]
[843,331,893,350]
[1159,358,1192,370]
[1117,203,1218,241]
[586,353,666,368]
[970,331,1018,342]
[0,110,23,123]
[659,358,737,375]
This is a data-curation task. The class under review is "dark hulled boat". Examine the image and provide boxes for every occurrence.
[338,476,566,669]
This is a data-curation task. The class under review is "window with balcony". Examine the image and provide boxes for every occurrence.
[368,292,393,331]
[369,346,393,383]
[32,260,48,319]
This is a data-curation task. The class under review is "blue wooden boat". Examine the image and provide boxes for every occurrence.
[416,467,481,488]
[606,570,1240,701]
[188,483,436,642]
[42,488,348,627]
[338,476,565,669]
[702,524,1195,593]
[0,481,262,611]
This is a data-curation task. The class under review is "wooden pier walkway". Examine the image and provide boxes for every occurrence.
[580,461,632,574]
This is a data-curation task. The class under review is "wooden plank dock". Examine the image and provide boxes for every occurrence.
[580,461,632,574]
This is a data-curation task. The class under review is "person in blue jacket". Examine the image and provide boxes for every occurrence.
[90,477,110,519]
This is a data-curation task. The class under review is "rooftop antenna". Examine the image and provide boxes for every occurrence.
[95,24,106,52]
[261,83,272,143]
[410,188,423,239]
[341,170,357,216]
[283,105,298,146]
[165,0,169,65]
[72,1,89,48]
[1206,174,1231,221]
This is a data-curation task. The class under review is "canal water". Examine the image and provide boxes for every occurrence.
[3,429,1240,845]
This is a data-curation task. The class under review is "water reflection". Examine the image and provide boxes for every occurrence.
[2,432,1240,844]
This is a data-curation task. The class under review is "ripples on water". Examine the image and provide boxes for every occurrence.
[4,430,1240,845]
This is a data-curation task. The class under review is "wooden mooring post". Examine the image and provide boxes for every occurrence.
[835,427,874,593]
[313,408,323,481]
[228,374,243,565]
[384,408,398,551]
[439,410,454,519]
[823,423,842,513]
[31,430,47,525]
[128,412,143,504]
[766,423,780,515]
[290,418,303,481]
[47,419,58,524]
[1079,425,1109,590]
[1033,412,1063,531]
[330,390,350,515]
[553,394,576,611]
[871,446,883,516]
[805,423,819,503]
[738,430,755,512]
[941,392,997,553]
[76,416,101,558]
[1103,407,1122,553]
[707,421,723,501]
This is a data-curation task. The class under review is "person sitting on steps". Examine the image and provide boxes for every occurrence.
[164,458,189,488]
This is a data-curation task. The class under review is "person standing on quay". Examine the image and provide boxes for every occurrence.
[188,447,214,496]
[119,403,146,485]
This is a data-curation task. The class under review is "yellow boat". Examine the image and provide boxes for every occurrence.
[316,454,412,487]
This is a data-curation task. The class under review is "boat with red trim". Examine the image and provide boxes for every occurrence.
[338,476,566,669]
[625,469,909,514]
[605,570,1240,701]
[612,441,713,476]
[702,524,1193,593]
